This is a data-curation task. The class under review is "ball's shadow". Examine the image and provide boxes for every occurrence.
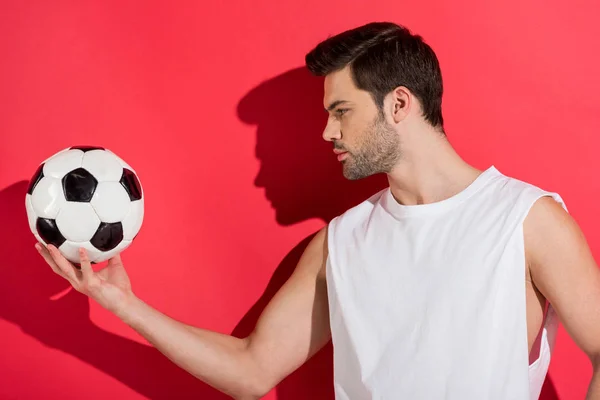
[0,67,561,399]
[0,180,231,399]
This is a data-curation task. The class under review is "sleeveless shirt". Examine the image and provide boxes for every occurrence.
[326,165,567,399]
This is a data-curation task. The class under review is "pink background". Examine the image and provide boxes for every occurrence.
[1,1,599,398]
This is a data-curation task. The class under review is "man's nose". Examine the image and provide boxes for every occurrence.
[322,120,341,142]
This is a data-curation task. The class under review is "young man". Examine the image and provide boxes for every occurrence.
[37,22,600,399]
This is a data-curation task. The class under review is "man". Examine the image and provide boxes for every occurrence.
[36,22,600,399]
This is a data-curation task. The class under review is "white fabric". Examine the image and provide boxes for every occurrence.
[326,165,567,399]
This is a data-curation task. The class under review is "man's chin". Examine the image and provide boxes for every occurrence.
[342,163,379,181]
[342,168,367,181]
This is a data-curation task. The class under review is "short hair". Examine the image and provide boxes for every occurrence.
[305,22,444,129]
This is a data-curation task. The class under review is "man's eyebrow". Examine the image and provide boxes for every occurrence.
[325,100,349,112]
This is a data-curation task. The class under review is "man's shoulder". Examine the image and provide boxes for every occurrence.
[479,167,562,206]
[484,168,569,226]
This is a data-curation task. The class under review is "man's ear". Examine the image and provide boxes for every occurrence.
[389,86,412,124]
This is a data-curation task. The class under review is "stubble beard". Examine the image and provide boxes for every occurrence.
[342,113,401,180]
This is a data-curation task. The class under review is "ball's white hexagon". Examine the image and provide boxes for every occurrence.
[25,194,37,233]
[55,202,100,242]
[42,147,70,164]
[91,181,131,223]
[122,198,144,240]
[94,239,132,263]
[106,149,136,174]
[82,150,124,182]
[43,149,84,179]
[30,176,66,218]
[59,240,104,264]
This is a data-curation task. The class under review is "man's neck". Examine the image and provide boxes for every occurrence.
[386,133,483,207]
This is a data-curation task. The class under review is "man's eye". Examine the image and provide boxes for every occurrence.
[336,109,349,117]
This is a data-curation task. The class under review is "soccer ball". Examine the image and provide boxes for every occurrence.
[25,145,144,264]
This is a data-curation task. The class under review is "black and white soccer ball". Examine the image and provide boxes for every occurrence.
[25,146,144,264]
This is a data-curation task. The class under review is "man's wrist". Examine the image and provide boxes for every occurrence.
[113,291,143,325]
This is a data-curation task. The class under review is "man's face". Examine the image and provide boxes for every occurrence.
[323,67,400,180]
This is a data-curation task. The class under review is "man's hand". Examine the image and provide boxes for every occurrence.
[36,243,134,316]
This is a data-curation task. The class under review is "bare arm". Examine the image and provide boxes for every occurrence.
[524,197,600,399]
[38,226,331,399]
[245,227,331,392]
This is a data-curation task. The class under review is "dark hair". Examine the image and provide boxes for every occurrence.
[305,22,444,129]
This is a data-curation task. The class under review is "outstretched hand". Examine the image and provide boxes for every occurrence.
[36,243,135,316]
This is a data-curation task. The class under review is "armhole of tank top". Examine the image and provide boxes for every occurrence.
[326,217,339,278]
[518,189,567,368]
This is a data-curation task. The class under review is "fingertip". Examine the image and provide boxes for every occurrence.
[79,247,90,258]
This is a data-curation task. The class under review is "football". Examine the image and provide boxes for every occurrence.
[25,146,144,264]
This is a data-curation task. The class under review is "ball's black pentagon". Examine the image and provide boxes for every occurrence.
[90,222,123,251]
[62,167,98,202]
[120,168,142,201]
[69,145,105,152]
[27,163,45,195]
[36,218,66,248]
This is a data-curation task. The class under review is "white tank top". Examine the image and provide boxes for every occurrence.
[326,165,567,400]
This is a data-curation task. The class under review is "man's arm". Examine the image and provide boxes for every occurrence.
[41,226,331,400]
[524,196,600,399]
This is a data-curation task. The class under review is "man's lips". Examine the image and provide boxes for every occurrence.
[334,149,348,161]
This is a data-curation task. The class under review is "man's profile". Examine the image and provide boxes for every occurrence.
[36,22,600,399]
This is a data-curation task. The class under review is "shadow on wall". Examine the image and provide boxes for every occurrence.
[0,66,560,399]
[238,67,388,227]
[233,66,387,398]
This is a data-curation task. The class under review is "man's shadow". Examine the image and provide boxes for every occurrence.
[233,67,388,398]
[0,67,560,399]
